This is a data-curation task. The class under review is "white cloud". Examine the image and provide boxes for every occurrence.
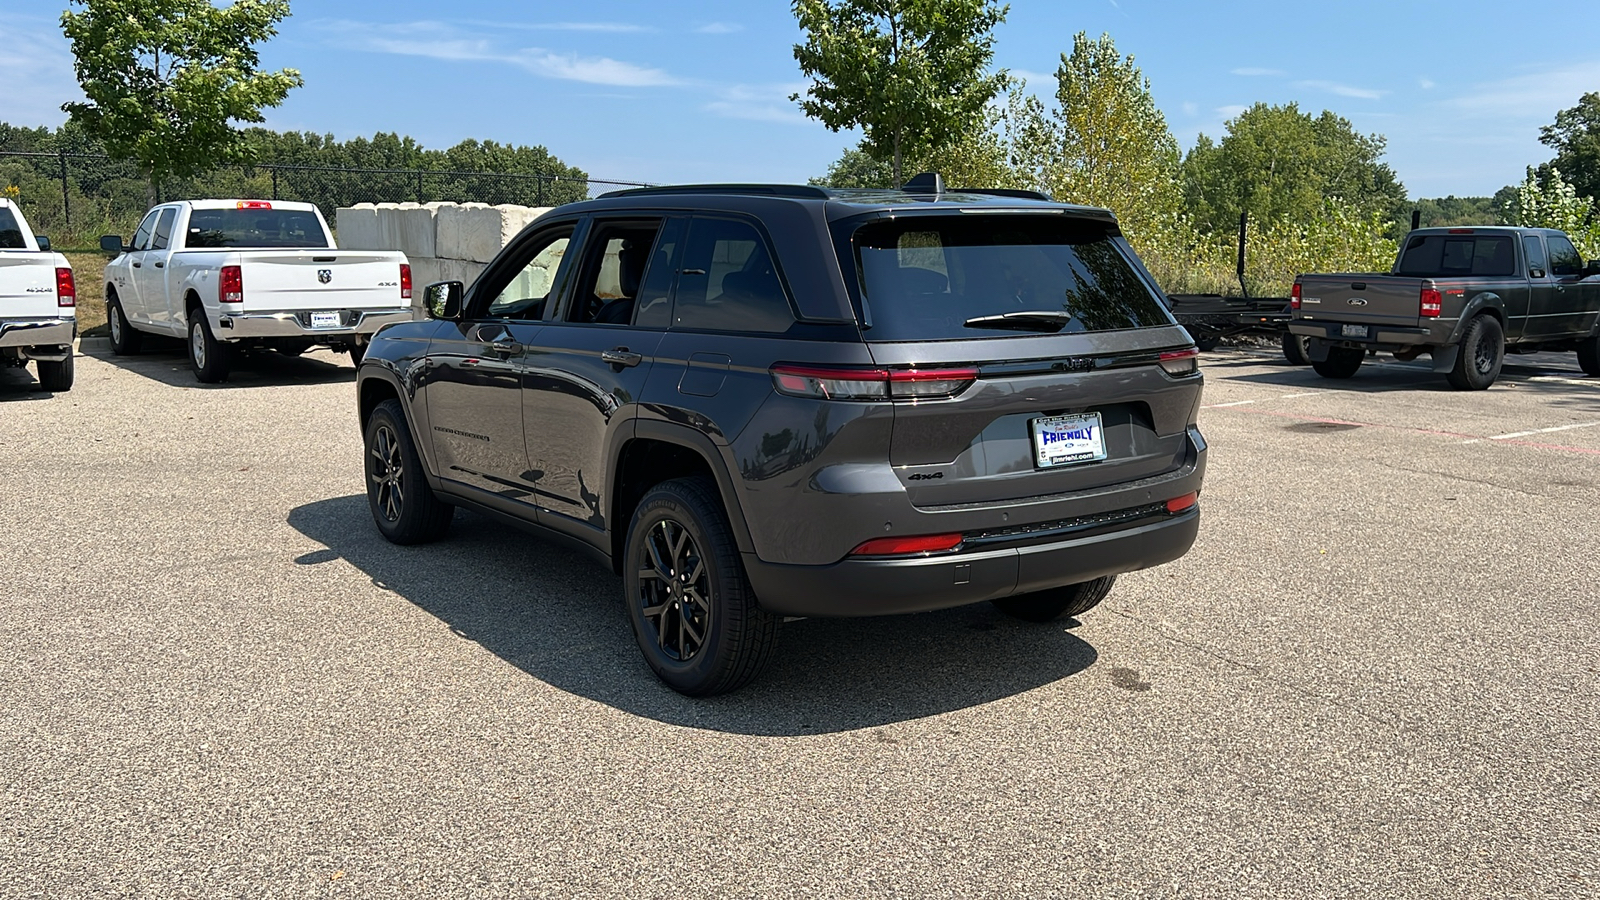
[1420,78,1436,90]
[1444,59,1600,117]
[1231,67,1285,77]
[1215,105,1249,118]
[474,21,652,33]
[704,84,809,124]
[1181,101,1199,117]
[1294,79,1387,100]
[695,23,744,34]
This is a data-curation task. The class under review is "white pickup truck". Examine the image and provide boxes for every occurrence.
[100,200,412,382]
[0,198,76,392]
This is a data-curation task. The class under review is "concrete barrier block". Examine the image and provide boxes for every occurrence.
[436,203,492,262]
[399,203,442,259]
[372,203,410,252]
[335,204,380,250]
[440,257,486,289]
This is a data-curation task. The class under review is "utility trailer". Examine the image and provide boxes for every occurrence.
[1161,212,1308,364]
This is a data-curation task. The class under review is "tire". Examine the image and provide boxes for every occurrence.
[1282,332,1312,366]
[188,310,230,383]
[107,293,142,355]
[1446,315,1504,391]
[623,477,780,696]
[35,352,74,392]
[1311,346,1364,379]
[363,399,454,544]
[1577,334,1600,377]
[1195,335,1221,352]
[992,576,1117,623]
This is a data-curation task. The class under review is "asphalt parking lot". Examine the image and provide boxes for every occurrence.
[2,340,1596,898]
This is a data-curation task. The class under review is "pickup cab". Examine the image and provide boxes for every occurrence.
[1289,227,1600,389]
[0,198,76,392]
[100,200,413,382]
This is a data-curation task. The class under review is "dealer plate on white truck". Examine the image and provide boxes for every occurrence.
[310,311,340,329]
[1031,412,1106,468]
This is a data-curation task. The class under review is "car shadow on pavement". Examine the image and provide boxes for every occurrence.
[80,340,357,389]
[288,494,1100,736]
[0,364,55,400]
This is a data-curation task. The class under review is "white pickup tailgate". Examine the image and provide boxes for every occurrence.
[236,251,406,312]
[0,254,65,319]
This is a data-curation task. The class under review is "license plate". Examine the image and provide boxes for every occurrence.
[1340,323,1369,338]
[1031,413,1107,469]
[310,311,341,329]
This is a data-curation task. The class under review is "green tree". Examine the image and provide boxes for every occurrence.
[1537,92,1600,210]
[1411,195,1496,228]
[60,0,303,196]
[1181,103,1406,237]
[1504,165,1599,258]
[791,0,1010,182]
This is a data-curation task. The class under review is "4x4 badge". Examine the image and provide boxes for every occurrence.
[317,269,333,284]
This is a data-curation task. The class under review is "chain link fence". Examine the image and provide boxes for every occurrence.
[0,150,650,249]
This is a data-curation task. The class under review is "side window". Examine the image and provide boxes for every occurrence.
[1522,236,1547,277]
[150,208,178,251]
[481,226,574,321]
[131,209,161,251]
[565,219,664,326]
[1547,234,1583,277]
[674,218,795,334]
[634,218,685,329]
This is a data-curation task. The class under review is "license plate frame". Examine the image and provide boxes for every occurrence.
[1340,323,1369,339]
[1031,412,1108,469]
[309,311,341,329]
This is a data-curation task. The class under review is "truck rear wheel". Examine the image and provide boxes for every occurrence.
[1446,315,1504,390]
[1282,332,1312,366]
[188,311,230,383]
[1578,334,1600,376]
[1312,346,1364,379]
[36,352,74,392]
[992,576,1117,622]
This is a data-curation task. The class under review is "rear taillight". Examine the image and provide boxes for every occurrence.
[1158,348,1199,376]
[1166,492,1198,514]
[1420,286,1442,318]
[219,265,243,304]
[400,263,412,300]
[1290,281,1302,310]
[769,364,976,401]
[55,267,75,307]
[849,533,964,557]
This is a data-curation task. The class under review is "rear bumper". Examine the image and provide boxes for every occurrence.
[218,308,415,340]
[1289,320,1445,347]
[745,505,1200,617]
[0,318,76,349]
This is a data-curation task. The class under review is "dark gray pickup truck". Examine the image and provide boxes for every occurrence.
[1289,227,1600,389]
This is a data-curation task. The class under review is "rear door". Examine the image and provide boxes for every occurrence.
[1522,234,1559,339]
[845,214,1199,508]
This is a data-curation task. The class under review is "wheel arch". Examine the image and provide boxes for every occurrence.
[609,421,756,574]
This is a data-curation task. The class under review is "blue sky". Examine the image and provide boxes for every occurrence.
[4,1,1597,198]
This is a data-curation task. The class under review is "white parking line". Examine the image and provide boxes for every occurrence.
[1487,421,1600,440]
[1205,399,1257,408]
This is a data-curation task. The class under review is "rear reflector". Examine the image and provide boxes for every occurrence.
[400,263,412,300]
[770,364,976,401]
[1158,348,1200,376]
[1291,281,1302,310]
[236,200,272,210]
[220,265,243,304]
[1420,287,1442,318]
[849,533,964,557]
[56,267,76,307]
[1166,492,1198,514]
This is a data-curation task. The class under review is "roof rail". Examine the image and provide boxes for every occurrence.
[956,187,1054,202]
[598,183,832,200]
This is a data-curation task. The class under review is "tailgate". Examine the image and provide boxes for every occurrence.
[238,252,407,311]
[1296,275,1422,328]
[0,254,64,319]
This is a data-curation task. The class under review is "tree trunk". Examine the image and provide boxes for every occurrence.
[893,128,903,185]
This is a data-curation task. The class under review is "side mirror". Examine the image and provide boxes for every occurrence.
[1586,259,1600,277]
[35,235,50,251]
[424,281,465,321]
[99,234,129,254]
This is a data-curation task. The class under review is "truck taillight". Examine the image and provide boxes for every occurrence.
[56,267,76,307]
[220,265,243,304]
[769,364,976,401]
[1291,281,1302,310]
[1420,287,1442,318]
[400,263,412,300]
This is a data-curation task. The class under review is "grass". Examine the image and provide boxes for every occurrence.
[62,251,109,336]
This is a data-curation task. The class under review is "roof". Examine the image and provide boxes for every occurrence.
[584,181,1117,224]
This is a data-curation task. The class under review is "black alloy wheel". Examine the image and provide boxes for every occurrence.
[370,421,405,524]
[638,518,713,663]
[363,398,454,544]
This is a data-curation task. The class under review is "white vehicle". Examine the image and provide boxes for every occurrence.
[0,198,76,392]
[100,200,413,382]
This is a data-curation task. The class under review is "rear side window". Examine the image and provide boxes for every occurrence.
[0,208,24,249]
[851,216,1171,341]
[185,208,330,248]
[1397,234,1515,277]
[1522,236,1547,277]
[1546,234,1583,276]
[673,218,795,334]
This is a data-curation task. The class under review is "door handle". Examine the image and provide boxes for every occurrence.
[489,339,522,356]
[132,262,141,268]
[154,261,164,268]
[601,348,643,368]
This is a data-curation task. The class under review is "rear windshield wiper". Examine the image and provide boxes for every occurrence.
[963,310,1073,331]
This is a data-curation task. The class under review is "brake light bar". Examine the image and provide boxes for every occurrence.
[1158,348,1200,376]
[220,265,243,304]
[1420,286,1442,318]
[1290,281,1302,310]
[769,364,976,401]
[849,533,964,557]
[236,200,272,210]
[400,263,412,300]
[55,267,76,307]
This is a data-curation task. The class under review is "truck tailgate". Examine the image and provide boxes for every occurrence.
[0,254,63,318]
[1297,275,1423,328]
[239,252,406,311]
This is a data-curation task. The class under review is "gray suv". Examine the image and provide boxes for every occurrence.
[355,176,1208,695]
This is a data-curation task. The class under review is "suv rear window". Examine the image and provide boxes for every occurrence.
[851,216,1171,341]
[185,208,330,249]
[1397,234,1515,277]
